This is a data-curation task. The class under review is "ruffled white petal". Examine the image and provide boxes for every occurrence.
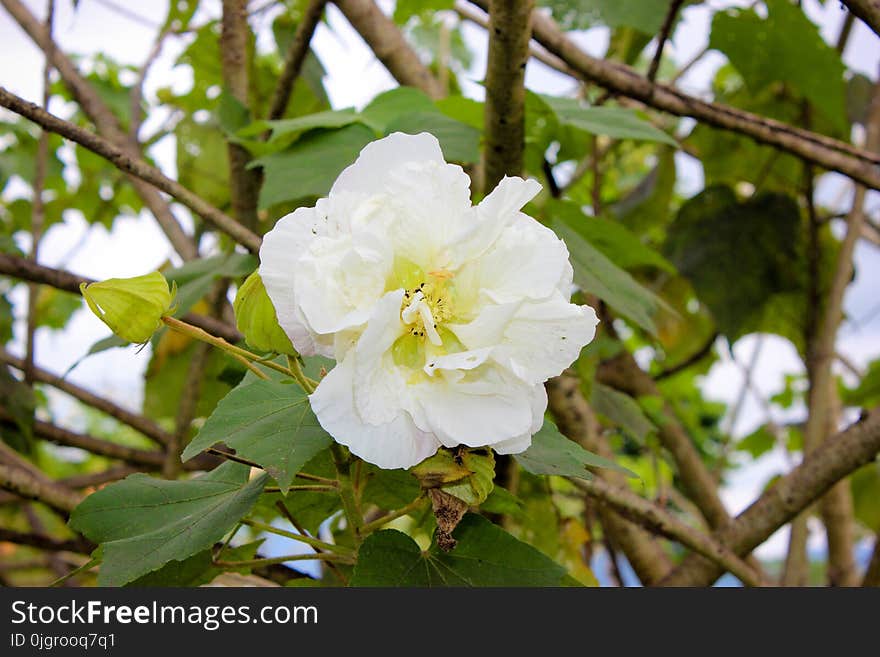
[411,365,535,448]
[492,384,548,454]
[310,355,441,470]
[448,176,542,268]
[352,290,407,425]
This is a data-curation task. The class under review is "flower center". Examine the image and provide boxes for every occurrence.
[400,282,450,345]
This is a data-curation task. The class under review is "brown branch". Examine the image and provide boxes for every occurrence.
[24,0,54,389]
[58,466,140,489]
[130,26,169,140]
[864,535,880,586]
[798,76,880,587]
[165,342,210,478]
[333,0,445,99]
[570,476,762,586]
[0,87,262,253]
[1,0,200,261]
[0,252,244,343]
[646,0,683,83]
[221,0,261,232]
[596,319,731,531]
[841,1,880,39]
[654,332,718,381]
[465,0,880,191]
[0,411,216,472]
[481,0,534,193]
[0,346,171,447]
[0,528,94,554]
[268,0,329,120]
[547,375,673,585]
[0,462,83,514]
[660,406,880,586]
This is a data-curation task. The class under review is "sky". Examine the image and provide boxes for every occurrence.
[1,0,879,566]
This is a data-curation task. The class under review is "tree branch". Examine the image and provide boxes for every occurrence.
[481,0,534,193]
[465,0,880,191]
[660,406,880,586]
[0,252,244,343]
[646,0,684,83]
[268,0,329,120]
[221,0,261,232]
[0,411,216,472]
[547,375,673,585]
[333,0,445,99]
[0,346,171,447]
[0,462,83,514]
[841,1,880,39]
[0,528,94,554]
[570,477,763,586]
[0,87,262,254]
[1,0,200,261]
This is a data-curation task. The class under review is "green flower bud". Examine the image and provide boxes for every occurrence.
[233,271,296,355]
[80,271,175,344]
[411,447,496,506]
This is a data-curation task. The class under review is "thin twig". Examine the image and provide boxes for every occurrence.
[0,86,262,254]
[646,0,684,83]
[268,0,329,121]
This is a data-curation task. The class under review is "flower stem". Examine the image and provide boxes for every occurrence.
[161,315,298,382]
[214,553,355,568]
[360,494,429,534]
[242,518,351,555]
[286,354,318,393]
[264,484,337,493]
[330,444,364,545]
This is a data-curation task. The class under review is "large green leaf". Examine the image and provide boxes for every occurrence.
[361,87,437,132]
[551,210,663,335]
[515,418,635,479]
[254,124,375,208]
[385,112,480,163]
[542,96,676,146]
[351,514,570,586]
[540,0,674,33]
[182,378,332,492]
[591,383,655,443]
[664,185,804,341]
[69,462,268,586]
[709,0,847,131]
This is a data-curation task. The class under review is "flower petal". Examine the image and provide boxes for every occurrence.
[492,384,547,454]
[310,354,441,470]
[330,132,446,197]
[352,290,407,425]
[494,293,599,384]
[412,365,535,448]
[260,205,327,356]
[448,176,542,268]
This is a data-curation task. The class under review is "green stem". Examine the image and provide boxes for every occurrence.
[361,494,429,535]
[264,484,337,493]
[295,471,338,486]
[286,354,318,393]
[331,443,364,544]
[214,553,354,568]
[49,556,100,587]
[242,518,352,555]
[162,316,300,383]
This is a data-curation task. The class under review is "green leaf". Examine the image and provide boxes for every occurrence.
[664,185,804,341]
[590,383,655,442]
[243,109,366,141]
[128,540,265,587]
[515,418,635,479]
[542,96,677,146]
[385,112,480,163]
[709,0,847,131]
[69,462,268,586]
[361,87,437,132]
[540,0,678,34]
[63,334,129,377]
[362,465,421,510]
[842,359,880,408]
[852,463,880,532]
[182,378,333,492]
[33,287,82,330]
[351,514,570,586]
[738,424,777,460]
[0,366,35,454]
[254,124,375,208]
[550,207,663,335]
[554,201,674,273]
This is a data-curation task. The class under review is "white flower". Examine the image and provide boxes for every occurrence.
[260,132,598,469]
